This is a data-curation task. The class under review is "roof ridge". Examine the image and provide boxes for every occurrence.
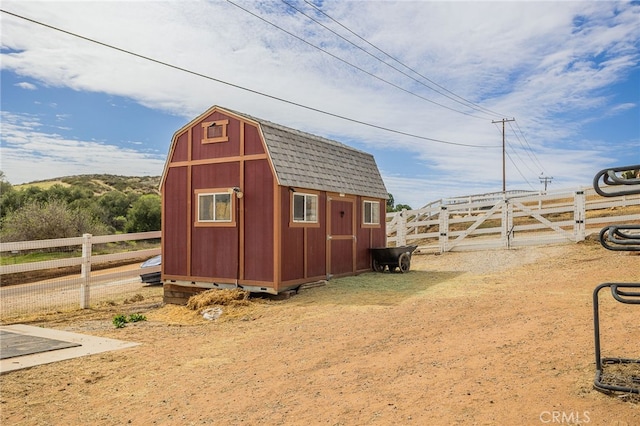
[220,106,368,155]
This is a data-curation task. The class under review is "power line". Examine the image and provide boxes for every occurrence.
[0,8,499,149]
[226,0,491,120]
[510,120,547,175]
[280,0,499,120]
[505,149,536,190]
[492,123,537,190]
[302,0,508,119]
[505,138,540,177]
[492,120,547,190]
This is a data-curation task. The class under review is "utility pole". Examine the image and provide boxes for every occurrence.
[492,118,515,194]
[539,174,553,192]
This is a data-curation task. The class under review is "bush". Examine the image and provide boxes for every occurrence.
[125,194,161,233]
[1,199,108,241]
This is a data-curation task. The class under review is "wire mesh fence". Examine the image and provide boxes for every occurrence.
[0,231,161,321]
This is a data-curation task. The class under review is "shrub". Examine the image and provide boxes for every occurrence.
[125,194,161,233]
[1,199,108,241]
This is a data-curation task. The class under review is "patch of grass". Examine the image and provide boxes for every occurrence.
[112,312,147,328]
[112,314,128,328]
[0,250,80,266]
[128,313,147,322]
[299,270,463,307]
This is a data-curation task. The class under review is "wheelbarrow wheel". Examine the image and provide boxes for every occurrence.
[372,258,385,272]
[398,252,411,273]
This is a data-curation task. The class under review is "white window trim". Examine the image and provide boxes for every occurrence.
[292,192,318,224]
[198,192,232,223]
[363,199,380,225]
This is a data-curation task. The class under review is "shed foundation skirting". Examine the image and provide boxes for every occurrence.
[163,280,279,305]
[163,283,208,306]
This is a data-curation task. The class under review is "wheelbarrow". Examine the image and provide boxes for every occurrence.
[370,245,418,273]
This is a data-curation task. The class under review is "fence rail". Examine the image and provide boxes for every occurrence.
[2,187,638,319]
[1,231,161,320]
[387,187,640,252]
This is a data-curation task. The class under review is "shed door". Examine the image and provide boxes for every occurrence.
[327,197,356,276]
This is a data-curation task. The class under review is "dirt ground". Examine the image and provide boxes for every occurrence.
[1,241,639,425]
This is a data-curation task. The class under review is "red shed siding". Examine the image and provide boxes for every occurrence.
[331,239,354,275]
[243,159,274,282]
[280,226,304,282]
[279,187,329,284]
[191,113,240,160]
[190,227,238,279]
[243,123,264,156]
[191,162,239,190]
[303,193,328,281]
[330,199,354,235]
[305,218,327,279]
[162,166,188,277]
[171,132,188,163]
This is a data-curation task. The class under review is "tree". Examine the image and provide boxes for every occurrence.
[1,199,108,241]
[386,193,412,212]
[97,191,133,231]
[125,194,161,232]
[0,171,15,222]
[0,171,12,196]
[394,203,413,212]
[386,193,395,212]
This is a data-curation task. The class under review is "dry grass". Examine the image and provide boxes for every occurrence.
[599,362,640,402]
[186,288,251,310]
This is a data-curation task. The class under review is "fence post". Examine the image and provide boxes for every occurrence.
[397,210,407,246]
[501,200,513,248]
[574,190,586,242]
[80,233,92,309]
[439,206,449,253]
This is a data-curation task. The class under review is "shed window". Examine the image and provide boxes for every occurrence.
[198,192,232,222]
[363,200,380,225]
[201,120,229,144]
[293,193,318,223]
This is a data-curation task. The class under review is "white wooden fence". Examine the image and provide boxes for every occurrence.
[387,187,640,252]
[0,231,161,318]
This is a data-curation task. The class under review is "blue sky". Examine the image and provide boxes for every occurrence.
[1,1,639,208]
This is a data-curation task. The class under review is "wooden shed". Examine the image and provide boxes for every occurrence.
[160,105,388,303]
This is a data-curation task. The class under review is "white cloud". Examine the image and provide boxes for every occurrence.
[14,81,36,90]
[0,111,165,184]
[0,0,638,203]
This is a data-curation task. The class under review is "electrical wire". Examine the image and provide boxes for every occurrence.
[0,8,499,149]
[492,122,537,189]
[510,120,548,175]
[226,0,491,120]
[506,137,542,178]
[280,0,499,120]
[302,0,509,118]
[505,149,536,190]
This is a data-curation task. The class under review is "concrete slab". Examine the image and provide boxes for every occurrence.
[1,330,81,359]
[0,324,139,374]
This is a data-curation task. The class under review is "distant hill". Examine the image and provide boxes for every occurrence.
[16,174,161,196]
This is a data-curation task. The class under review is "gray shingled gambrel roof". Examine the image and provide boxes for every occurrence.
[226,108,388,199]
